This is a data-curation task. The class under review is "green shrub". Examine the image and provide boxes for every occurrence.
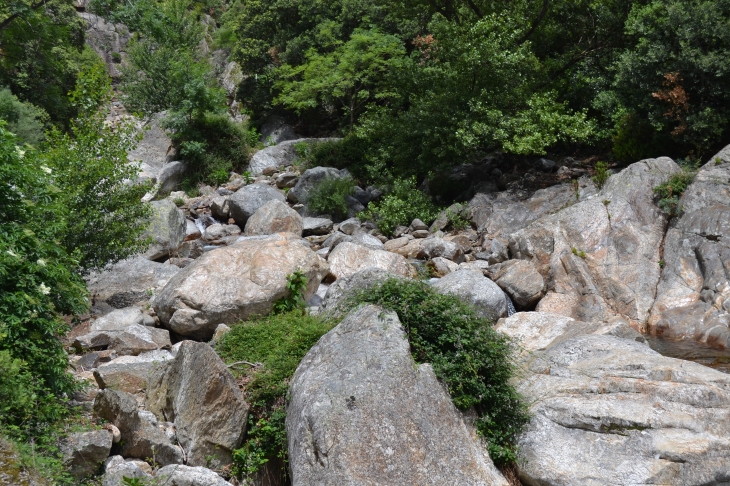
[653,170,696,216]
[359,177,437,236]
[307,177,356,220]
[217,312,337,482]
[0,88,48,147]
[272,270,308,315]
[592,161,610,189]
[345,279,529,465]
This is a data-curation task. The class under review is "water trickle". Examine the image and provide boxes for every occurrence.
[504,292,516,317]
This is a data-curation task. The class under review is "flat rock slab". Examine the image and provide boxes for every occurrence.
[515,334,730,485]
[327,241,416,280]
[287,305,509,486]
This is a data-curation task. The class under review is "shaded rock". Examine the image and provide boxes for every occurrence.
[228,184,285,227]
[155,465,233,486]
[510,158,680,327]
[244,200,303,237]
[515,334,730,485]
[429,203,465,233]
[431,269,507,320]
[321,231,352,250]
[328,241,416,280]
[287,305,509,486]
[648,146,730,348]
[93,350,174,395]
[287,167,342,205]
[302,217,333,236]
[76,325,170,356]
[249,139,304,175]
[80,13,131,80]
[175,240,204,260]
[144,200,186,260]
[276,172,299,189]
[419,237,465,263]
[427,256,459,277]
[536,158,557,172]
[93,389,183,466]
[61,430,113,479]
[210,196,230,221]
[410,218,429,231]
[486,259,545,308]
[146,342,247,469]
[156,161,187,195]
[465,178,596,238]
[153,234,329,340]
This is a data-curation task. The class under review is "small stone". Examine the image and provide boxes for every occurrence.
[411,229,430,238]
[409,219,429,231]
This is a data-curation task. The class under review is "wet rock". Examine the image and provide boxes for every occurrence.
[287,305,509,486]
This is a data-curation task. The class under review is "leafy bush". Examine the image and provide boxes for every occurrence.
[359,177,437,236]
[216,312,336,482]
[0,88,48,146]
[272,269,308,314]
[592,161,610,189]
[345,279,529,465]
[653,169,696,216]
[307,177,356,220]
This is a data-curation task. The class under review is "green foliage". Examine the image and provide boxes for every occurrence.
[272,270,308,315]
[0,88,48,146]
[217,311,336,482]
[359,177,437,236]
[572,247,587,259]
[592,161,610,189]
[307,177,356,220]
[346,279,529,465]
[275,29,406,129]
[445,208,469,231]
[653,169,696,217]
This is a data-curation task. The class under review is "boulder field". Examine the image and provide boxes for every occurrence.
[68,145,730,485]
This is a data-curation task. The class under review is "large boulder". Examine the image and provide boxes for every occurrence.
[327,241,417,280]
[93,389,184,466]
[648,146,730,348]
[228,183,286,227]
[102,456,152,486]
[486,259,545,308]
[244,200,303,237]
[320,267,402,313]
[514,333,730,485]
[144,200,186,260]
[75,325,171,356]
[287,305,509,486]
[431,269,508,320]
[61,430,113,479]
[146,341,248,469]
[86,257,180,311]
[510,157,680,327]
[287,166,342,205]
[248,139,308,175]
[153,234,329,340]
[302,217,333,236]
[465,176,597,237]
[125,112,173,181]
[154,465,233,486]
[93,350,174,395]
[419,237,465,263]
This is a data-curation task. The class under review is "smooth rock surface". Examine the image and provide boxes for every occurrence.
[154,465,233,486]
[90,307,147,332]
[486,259,545,308]
[510,158,680,327]
[61,430,113,479]
[146,341,248,469]
[228,183,286,227]
[320,267,401,313]
[419,237,465,263]
[94,350,174,395]
[302,217,333,236]
[287,166,342,205]
[287,305,509,486]
[244,200,303,237]
[515,334,730,486]
[153,234,329,340]
[431,269,507,320]
[327,241,416,280]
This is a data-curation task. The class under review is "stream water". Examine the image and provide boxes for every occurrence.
[645,335,730,374]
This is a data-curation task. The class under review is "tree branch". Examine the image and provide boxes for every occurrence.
[0,0,47,33]
[516,0,549,46]
[465,0,484,19]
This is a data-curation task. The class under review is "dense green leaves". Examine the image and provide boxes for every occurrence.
[347,279,529,465]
